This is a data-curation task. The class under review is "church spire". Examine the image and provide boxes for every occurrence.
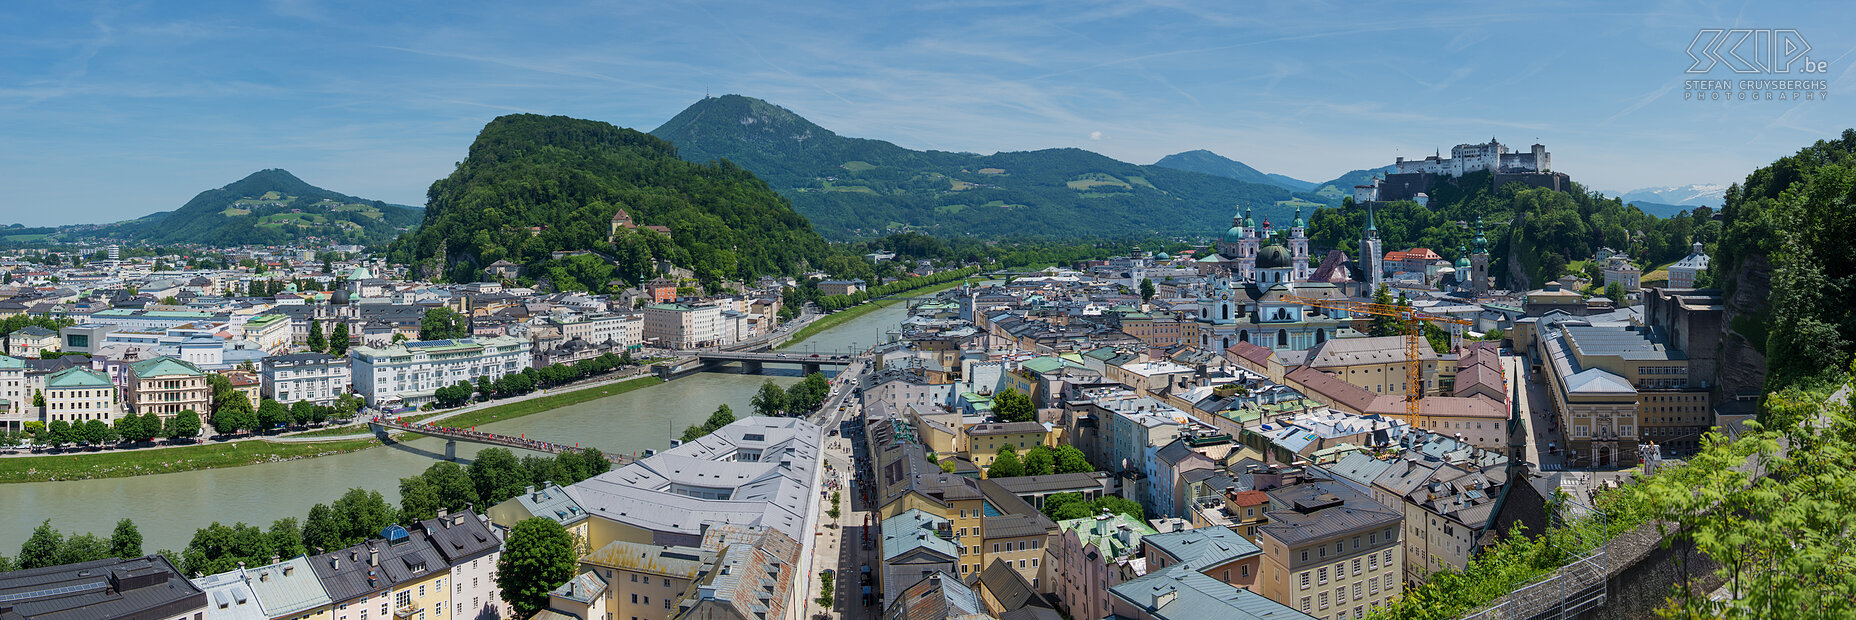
[1364,203,1378,239]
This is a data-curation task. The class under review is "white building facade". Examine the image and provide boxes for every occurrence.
[261,352,354,406]
[350,336,531,407]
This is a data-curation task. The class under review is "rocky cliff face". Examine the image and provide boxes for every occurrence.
[1717,254,1772,398]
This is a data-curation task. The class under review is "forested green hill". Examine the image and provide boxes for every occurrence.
[650,95,1325,239]
[82,169,420,246]
[1305,171,1719,291]
[387,113,834,287]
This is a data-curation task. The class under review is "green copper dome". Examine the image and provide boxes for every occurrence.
[1243,207,1256,229]
[1455,246,1471,269]
[1292,207,1305,229]
[1224,225,1246,243]
[1473,216,1488,252]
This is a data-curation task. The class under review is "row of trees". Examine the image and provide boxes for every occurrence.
[748,374,832,418]
[5,411,201,448]
[0,519,143,571]
[983,443,1093,480]
[431,350,639,409]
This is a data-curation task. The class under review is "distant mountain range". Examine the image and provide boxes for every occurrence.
[1150,150,1316,191]
[76,169,421,246]
[649,95,1334,239]
[1612,184,1726,208]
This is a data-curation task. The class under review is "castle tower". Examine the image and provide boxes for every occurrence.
[1360,204,1383,287]
[1470,216,1491,295]
[1290,207,1309,281]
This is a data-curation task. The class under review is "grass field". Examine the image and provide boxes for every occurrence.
[781,279,965,349]
[0,438,380,484]
[935,205,967,214]
[1066,179,1132,190]
[409,376,664,430]
[282,423,372,439]
[840,161,876,172]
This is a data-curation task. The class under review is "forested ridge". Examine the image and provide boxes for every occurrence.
[80,169,420,246]
[388,114,835,287]
[1712,128,1856,391]
[650,95,1323,239]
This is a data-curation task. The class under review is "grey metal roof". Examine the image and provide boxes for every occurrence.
[1259,483,1400,547]
[240,557,332,618]
[567,416,821,540]
[1108,563,1305,620]
[881,509,959,563]
[1141,526,1261,569]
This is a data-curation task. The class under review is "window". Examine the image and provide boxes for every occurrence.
[1300,572,1310,589]
[631,594,638,604]
[1352,536,1360,550]
[1352,558,1361,576]
[1383,549,1392,565]
[1300,550,1309,562]
[1301,597,1311,612]
[631,574,638,582]
[1241,565,1250,578]
[993,543,1000,553]
[1335,542,1344,554]
[1319,591,1329,609]
[1368,555,1377,571]
[1353,583,1362,600]
[1318,567,1328,584]
[1018,559,1026,569]
[1369,576,1378,594]
[665,600,672,610]
[1319,546,1327,559]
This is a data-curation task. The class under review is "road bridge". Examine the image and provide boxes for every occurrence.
[368,417,637,464]
[696,351,854,375]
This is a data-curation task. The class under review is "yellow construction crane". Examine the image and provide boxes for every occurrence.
[1280,294,1473,426]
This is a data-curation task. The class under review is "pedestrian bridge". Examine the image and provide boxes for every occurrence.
[368,417,636,463]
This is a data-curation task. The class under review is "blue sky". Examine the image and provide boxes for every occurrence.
[2,0,1851,226]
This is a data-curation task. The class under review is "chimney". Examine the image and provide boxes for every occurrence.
[368,547,378,567]
[438,507,449,519]
[332,557,340,570]
[260,571,269,582]
[283,566,294,577]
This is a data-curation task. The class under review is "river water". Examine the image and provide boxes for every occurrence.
[0,301,914,553]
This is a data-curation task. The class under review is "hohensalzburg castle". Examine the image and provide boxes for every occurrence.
[1356,138,1564,204]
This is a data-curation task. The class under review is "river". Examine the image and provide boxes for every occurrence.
[0,300,916,553]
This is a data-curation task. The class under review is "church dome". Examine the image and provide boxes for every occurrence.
[1155,252,1171,260]
[1256,244,1294,269]
[1223,226,1246,243]
[331,288,350,305]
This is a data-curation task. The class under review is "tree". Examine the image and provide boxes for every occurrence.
[1367,284,1401,337]
[328,322,349,356]
[422,461,481,514]
[1022,445,1055,476]
[420,307,469,341]
[478,375,494,402]
[399,475,442,524]
[18,520,63,569]
[987,446,1024,479]
[45,420,71,446]
[31,389,43,408]
[256,399,290,432]
[1604,281,1625,306]
[110,519,142,558]
[290,400,316,427]
[330,488,394,547]
[682,404,737,443]
[992,387,1035,423]
[306,320,326,353]
[212,394,255,435]
[751,380,787,417]
[58,534,111,565]
[470,448,529,505]
[268,518,304,560]
[300,503,342,553]
[1139,277,1155,301]
[498,518,578,617]
[1054,445,1093,474]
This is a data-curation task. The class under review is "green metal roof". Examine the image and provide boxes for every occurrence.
[0,355,24,369]
[129,356,204,378]
[47,366,111,388]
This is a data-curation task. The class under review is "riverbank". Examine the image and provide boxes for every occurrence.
[404,376,663,431]
[0,438,380,484]
[780,279,964,349]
